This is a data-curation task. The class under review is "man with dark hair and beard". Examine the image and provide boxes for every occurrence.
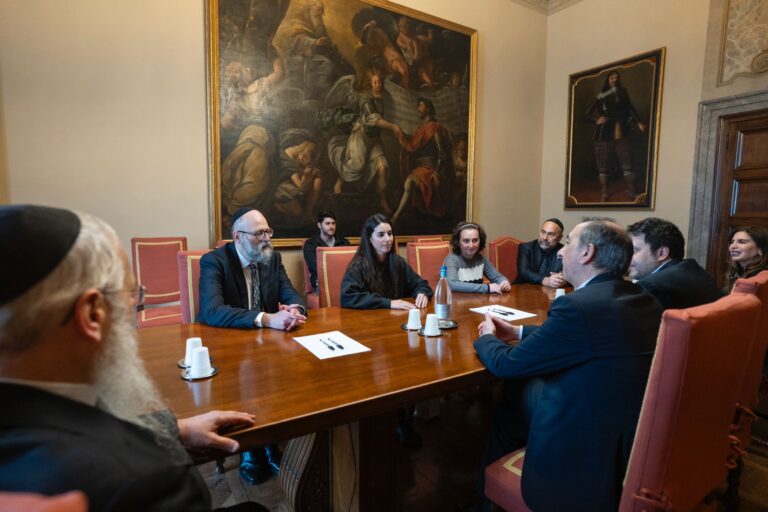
[198,207,306,486]
[0,205,264,511]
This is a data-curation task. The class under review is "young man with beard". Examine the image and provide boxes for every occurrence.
[0,205,264,511]
[198,207,307,485]
[514,218,567,288]
[302,210,350,293]
[627,217,722,309]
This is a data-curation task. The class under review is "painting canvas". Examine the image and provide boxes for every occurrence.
[206,0,476,244]
[565,48,665,208]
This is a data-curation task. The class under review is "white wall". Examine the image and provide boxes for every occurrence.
[0,0,547,289]
[539,0,711,239]
[0,0,210,249]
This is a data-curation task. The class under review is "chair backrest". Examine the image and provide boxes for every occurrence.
[214,239,231,249]
[487,236,521,283]
[0,491,88,512]
[620,293,761,512]
[177,250,208,324]
[406,241,451,289]
[131,237,187,305]
[413,236,444,243]
[317,246,358,307]
[730,270,768,438]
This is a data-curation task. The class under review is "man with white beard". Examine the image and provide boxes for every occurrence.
[0,205,266,511]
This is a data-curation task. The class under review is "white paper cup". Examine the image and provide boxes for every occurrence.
[424,314,441,336]
[555,288,566,298]
[184,337,203,367]
[189,347,213,378]
[407,308,422,329]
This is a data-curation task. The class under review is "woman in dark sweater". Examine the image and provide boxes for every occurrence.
[341,213,432,309]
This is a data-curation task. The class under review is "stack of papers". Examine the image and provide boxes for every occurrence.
[470,305,536,321]
[293,330,371,360]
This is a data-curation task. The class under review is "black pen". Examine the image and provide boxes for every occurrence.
[326,337,344,350]
[490,307,514,317]
[319,338,335,351]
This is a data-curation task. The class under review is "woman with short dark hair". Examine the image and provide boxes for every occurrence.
[444,221,510,294]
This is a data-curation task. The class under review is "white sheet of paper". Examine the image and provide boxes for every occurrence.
[470,305,536,322]
[293,330,371,360]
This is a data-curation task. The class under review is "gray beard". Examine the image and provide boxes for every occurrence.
[253,244,273,265]
[92,296,186,459]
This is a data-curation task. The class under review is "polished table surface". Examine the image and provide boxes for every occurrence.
[138,285,555,448]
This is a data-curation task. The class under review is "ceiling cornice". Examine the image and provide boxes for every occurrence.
[509,0,584,15]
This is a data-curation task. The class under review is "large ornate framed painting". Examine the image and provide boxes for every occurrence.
[565,48,665,208]
[206,0,477,245]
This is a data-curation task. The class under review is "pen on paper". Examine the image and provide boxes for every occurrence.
[326,337,344,350]
[319,338,335,351]
[491,308,514,317]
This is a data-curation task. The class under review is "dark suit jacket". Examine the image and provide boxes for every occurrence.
[0,383,209,512]
[638,258,723,310]
[474,274,662,512]
[514,239,563,284]
[198,243,305,329]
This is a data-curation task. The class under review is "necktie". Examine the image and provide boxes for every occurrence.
[249,263,261,312]
[538,250,549,277]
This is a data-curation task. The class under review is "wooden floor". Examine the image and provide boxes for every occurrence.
[199,387,768,511]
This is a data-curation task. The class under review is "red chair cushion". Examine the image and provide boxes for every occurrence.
[485,448,531,512]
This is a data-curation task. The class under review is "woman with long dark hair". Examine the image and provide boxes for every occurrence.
[341,213,432,309]
[724,226,768,292]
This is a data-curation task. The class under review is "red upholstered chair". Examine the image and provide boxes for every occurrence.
[413,236,444,243]
[485,293,761,512]
[130,237,186,328]
[406,241,451,289]
[316,246,358,308]
[726,270,768,504]
[0,491,88,512]
[301,239,320,310]
[487,236,521,283]
[177,250,208,324]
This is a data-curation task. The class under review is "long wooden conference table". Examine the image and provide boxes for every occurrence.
[138,285,555,511]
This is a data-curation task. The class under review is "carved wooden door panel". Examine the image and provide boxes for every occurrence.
[706,108,768,285]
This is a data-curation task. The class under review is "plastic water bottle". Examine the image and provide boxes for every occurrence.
[434,265,452,322]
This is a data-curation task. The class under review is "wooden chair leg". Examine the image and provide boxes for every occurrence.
[723,458,742,512]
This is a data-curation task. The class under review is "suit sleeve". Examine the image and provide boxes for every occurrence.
[275,253,306,312]
[515,243,543,285]
[197,252,258,328]
[340,261,391,309]
[473,296,593,378]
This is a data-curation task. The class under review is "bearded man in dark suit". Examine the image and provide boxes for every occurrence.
[627,217,723,309]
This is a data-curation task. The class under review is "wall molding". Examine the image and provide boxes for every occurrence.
[508,0,583,15]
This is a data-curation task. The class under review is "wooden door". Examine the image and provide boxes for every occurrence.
[706,108,768,285]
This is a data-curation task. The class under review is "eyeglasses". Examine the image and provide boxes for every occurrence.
[59,284,147,325]
[238,229,273,240]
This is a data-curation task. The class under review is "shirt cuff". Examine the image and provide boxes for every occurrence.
[254,312,265,328]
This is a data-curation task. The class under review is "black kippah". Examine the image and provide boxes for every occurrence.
[0,205,81,306]
[231,207,255,226]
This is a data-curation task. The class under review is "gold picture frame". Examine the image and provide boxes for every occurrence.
[205,0,477,246]
[565,48,665,209]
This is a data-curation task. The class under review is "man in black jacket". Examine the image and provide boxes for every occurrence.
[198,207,307,484]
[514,218,566,287]
[627,217,723,309]
[303,210,350,292]
[0,205,262,511]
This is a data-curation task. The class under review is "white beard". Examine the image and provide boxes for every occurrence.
[92,296,169,435]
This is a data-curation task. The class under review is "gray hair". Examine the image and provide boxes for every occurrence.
[0,212,125,354]
[577,219,632,277]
